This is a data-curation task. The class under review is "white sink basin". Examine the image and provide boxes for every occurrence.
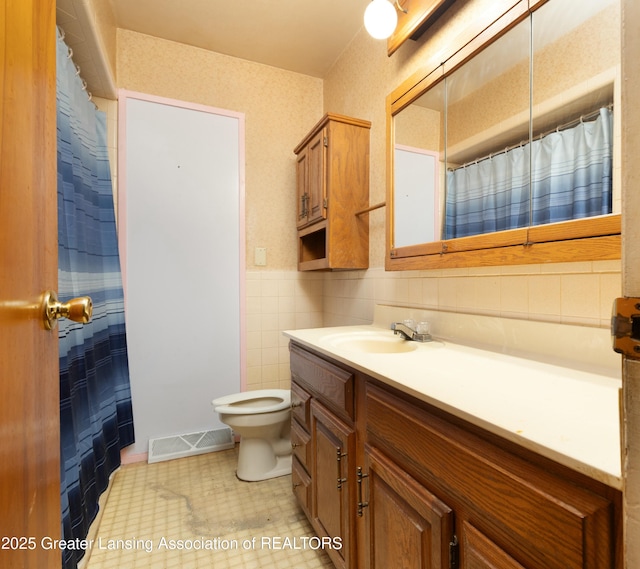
[334,337,417,353]
[323,331,443,354]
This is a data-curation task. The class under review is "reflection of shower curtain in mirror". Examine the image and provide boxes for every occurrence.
[57,31,135,569]
[445,107,613,239]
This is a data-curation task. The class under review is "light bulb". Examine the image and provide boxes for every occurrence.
[364,0,398,40]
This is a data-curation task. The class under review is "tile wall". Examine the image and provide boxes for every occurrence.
[246,271,324,391]
[246,259,620,392]
[322,262,621,329]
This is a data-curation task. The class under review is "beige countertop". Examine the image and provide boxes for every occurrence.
[284,314,622,490]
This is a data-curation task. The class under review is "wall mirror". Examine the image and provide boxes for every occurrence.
[387,0,620,270]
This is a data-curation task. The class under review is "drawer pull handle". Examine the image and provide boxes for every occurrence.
[357,466,369,516]
[336,448,348,490]
[291,442,299,449]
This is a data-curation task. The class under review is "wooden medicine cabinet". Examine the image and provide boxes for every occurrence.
[386,0,621,270]
[295,114,371,271]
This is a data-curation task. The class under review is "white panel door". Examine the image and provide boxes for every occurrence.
[121,93,244,455]
[394,145,440,247]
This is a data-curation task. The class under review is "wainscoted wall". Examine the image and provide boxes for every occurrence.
[322,262,621,329]
[246,270,323,391]
[250,259,620,392]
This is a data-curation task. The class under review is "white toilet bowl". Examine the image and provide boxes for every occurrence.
[211,389,292,482]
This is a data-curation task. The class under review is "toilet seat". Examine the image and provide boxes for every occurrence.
[212,389,291,415]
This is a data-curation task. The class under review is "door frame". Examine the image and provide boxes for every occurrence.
[621,0,640,566]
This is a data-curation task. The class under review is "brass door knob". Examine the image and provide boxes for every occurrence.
[42,290,93,330]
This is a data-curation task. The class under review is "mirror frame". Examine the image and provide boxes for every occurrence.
[386,0,621,270]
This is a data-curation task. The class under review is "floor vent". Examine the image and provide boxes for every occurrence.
[148,427,234,464]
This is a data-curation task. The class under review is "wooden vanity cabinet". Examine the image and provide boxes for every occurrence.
[294,114,371,271]
[288,342,622,569]
[363,381,622,569]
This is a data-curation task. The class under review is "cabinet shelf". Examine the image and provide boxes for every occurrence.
[298,223,328,270]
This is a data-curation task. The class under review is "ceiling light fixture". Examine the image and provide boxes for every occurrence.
[364,0,407,40]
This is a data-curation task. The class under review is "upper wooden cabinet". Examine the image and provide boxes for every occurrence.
[294,114,371,271]
[387,0,454,56]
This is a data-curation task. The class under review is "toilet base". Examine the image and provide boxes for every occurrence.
[235,437,292,482]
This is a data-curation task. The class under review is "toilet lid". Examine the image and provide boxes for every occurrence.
[212,389,291,415]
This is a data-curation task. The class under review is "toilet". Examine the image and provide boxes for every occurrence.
[211,389,292,482]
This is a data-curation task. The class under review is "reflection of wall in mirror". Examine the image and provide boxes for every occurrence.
[446,22,529,158]
[446,2,619,163]
[394,104,442,151]
[532,0,619,105]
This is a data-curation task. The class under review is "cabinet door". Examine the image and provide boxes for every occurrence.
[365,383,618,569]
[291,418,311,471]
[311,399,355,569]
[292,457,312,519]
[306,128,327,224]
[461,521,527,569]
[296,148,309,228]
[363,445,454,569]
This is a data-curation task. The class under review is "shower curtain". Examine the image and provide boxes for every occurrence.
[444,145,531,239]
[444,107,613,239]
[56,31,135,569]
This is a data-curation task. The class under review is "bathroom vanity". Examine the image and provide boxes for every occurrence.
[285,309,622,569]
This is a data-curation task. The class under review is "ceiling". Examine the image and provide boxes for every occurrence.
[56,0,372,98]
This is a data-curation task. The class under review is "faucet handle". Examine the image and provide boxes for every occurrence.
[416,321,430,335]
[402,319,416,330]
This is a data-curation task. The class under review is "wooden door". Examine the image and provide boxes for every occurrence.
[311,400,355,569]
[0,1,61,568]
[363,445,454,569]
[307,128,327,224]
[461,522,527,569]
[296,148,309,228]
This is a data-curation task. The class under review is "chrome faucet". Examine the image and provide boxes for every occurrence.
[391,322,432,342]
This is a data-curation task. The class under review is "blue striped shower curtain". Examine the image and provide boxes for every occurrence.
[531,107,613,225]
[56,31,135,569]
[444,107,613,239]
[444,145,531,239]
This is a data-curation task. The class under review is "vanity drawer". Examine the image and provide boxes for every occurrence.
[292,457,312,518]
[290,342,354,421]
[291,418,311,470]
[291,381,311,429]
